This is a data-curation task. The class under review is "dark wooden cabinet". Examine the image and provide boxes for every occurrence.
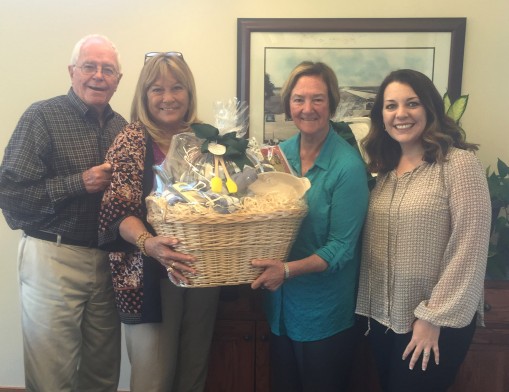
[205,281,509,392]
[205,286,270,392]
[204,320,256,391]
[448,280,509,392]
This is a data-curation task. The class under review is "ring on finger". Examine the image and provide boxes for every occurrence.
[423,352,430,357]
[171,261,176,268]
[166,266,174,274]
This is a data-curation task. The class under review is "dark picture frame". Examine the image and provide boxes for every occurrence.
[237,18,466,141]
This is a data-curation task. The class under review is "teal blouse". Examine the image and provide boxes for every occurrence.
[264,127,369,341]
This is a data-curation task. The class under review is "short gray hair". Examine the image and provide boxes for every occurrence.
[69,34,121,72]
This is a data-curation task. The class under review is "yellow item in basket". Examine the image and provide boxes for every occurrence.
[218,156,238,194]
[210,155,222,193]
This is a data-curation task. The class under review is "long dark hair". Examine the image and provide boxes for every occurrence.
[362,69,478,174]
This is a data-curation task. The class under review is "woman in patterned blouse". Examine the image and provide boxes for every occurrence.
[355,69,491,392]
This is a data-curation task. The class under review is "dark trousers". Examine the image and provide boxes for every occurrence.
[270,326,358,392]
[360,315,477,392]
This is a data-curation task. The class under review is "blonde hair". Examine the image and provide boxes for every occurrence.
[130,53,199,149]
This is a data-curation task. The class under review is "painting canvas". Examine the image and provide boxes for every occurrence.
[264,46,436,142]
[237,18,466,144]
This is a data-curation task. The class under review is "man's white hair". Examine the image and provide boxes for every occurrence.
[69,34,121,72]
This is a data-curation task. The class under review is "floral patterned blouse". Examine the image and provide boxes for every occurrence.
[98,121,166,324]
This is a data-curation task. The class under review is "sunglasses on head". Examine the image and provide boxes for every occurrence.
[144,51,184,63]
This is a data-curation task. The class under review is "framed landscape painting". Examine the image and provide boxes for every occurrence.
[237,18,466,142]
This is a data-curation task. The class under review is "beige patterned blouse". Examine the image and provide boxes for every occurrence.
[356,148,491,334]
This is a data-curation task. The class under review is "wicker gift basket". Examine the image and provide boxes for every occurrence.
[146,196,307,287]
[146,98,309,287]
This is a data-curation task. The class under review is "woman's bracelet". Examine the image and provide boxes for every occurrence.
[283,262,290,280]
[136,231,153,256]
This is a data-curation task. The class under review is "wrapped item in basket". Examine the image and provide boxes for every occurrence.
[161,98,261,198]
[162,127,262,198]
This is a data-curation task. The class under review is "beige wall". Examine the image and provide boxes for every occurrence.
[1,0,508,388]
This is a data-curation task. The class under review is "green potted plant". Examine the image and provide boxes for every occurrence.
[486,159,509,278]
[444,93,509,279]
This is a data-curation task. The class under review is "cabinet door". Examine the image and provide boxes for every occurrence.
[449,283,509,392]
[448,334,509,392]
[205,320,256,392]
[255,321,270,392]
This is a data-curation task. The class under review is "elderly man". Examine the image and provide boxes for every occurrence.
[0,34,127,392]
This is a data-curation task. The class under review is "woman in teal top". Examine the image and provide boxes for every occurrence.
[251,61,369,392]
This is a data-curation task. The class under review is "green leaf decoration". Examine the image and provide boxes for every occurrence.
[446,94,469,124]
[190,123,251,170]
[191,123,220,140]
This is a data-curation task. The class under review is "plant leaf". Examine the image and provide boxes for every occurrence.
[497,158,509,178]
[443,92,451,113]
[446,94,469,123]
[486,256,507,279]
[494,216,508,232]
[487,172,502,200]
[502,178,509,203]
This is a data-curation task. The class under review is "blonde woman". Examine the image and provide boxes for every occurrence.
[99,52,219,392]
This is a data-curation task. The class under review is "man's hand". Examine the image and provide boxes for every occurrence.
[83,162,113,193]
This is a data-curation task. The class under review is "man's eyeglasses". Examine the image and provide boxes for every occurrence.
[144,51,184,63]
[75,63,119,78]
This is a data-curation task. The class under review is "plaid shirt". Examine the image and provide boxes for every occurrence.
[0,88,127,242]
